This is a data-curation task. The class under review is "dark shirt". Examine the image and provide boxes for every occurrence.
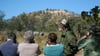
[78,36,100,56]
[61,30,77,56]
[0,40,18,56]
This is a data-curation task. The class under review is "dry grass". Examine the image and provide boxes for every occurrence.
[0,31,7,43]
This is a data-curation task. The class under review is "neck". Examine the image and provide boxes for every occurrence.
[62,28,68,31]
[7,39,11,41]
[24,40,29,43]
[48,42,56,45]
[24,39,35,43]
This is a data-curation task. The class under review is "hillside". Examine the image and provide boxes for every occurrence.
[28,9,80,24]
[0,6,100,56]
[5,9,80,32]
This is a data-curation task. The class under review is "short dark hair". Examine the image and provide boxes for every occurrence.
[65,23,71,30]
[8,32,16,39]
[8,32,17,43]
[90,25,100,36]
[48,33,57,43]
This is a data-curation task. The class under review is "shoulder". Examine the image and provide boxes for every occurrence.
[57,44,64,47]
[44,44,64,48]
[18,43,39,47]
[18,43,39,50]
[78,37,92,43]
[78,38,93,49]
[0,42,5,49]
[0,41,9,47]
[31,43,39,47]
[18,43,26,48]
[44,44,64,52]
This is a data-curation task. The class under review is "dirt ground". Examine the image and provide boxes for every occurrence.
[75,49,83,56]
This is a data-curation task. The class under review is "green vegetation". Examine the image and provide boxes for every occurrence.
[0,6,100,56]
[0,6,100,38]
[0,6,100,39]
[0,9,80,32]
[69,6,100,39]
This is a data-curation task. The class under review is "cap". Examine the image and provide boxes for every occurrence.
[61,19,67,25]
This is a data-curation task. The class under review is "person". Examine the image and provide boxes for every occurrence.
[18,30,41,56]
[60,19,78,56]
[44,33,64,56]
[0,32,18,56]
[78,25,100,56]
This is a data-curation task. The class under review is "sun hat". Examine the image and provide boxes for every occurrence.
[61,19,67,25]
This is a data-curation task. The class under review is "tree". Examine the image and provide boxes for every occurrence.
[0,10,5,31]
[0,11,5,21]
[90,6,100,25]
[81,11,88,20]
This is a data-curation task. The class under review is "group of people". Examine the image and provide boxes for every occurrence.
[78,26,100,56]
[0,31,63,56]
[60,19,100,56]
[0,31,41,56]
[0,19,100,56]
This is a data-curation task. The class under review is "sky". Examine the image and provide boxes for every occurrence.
[0,0,100,19]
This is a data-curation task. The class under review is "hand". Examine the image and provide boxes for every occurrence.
[58,28,62,31]
[80,32,91,40]
[85,32,92,38]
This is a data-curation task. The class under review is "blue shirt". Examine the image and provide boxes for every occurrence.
[44,44,64,56]
[0,40,18,56]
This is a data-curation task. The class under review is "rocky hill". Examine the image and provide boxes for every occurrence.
[26,9,80,25]
[6,9,81,32]
[28,9,80,23]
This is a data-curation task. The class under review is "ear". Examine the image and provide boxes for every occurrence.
[47,40,51,45]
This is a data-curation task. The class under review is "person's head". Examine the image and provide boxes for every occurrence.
[8,32,17,43]
[60,19,71,30]
[47,33,57,45]
[24,30,35,43]
[90,25,100,36]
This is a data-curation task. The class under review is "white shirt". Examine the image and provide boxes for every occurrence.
[18,43,40,56]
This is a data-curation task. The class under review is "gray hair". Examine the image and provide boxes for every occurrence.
[24,30,34,39]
